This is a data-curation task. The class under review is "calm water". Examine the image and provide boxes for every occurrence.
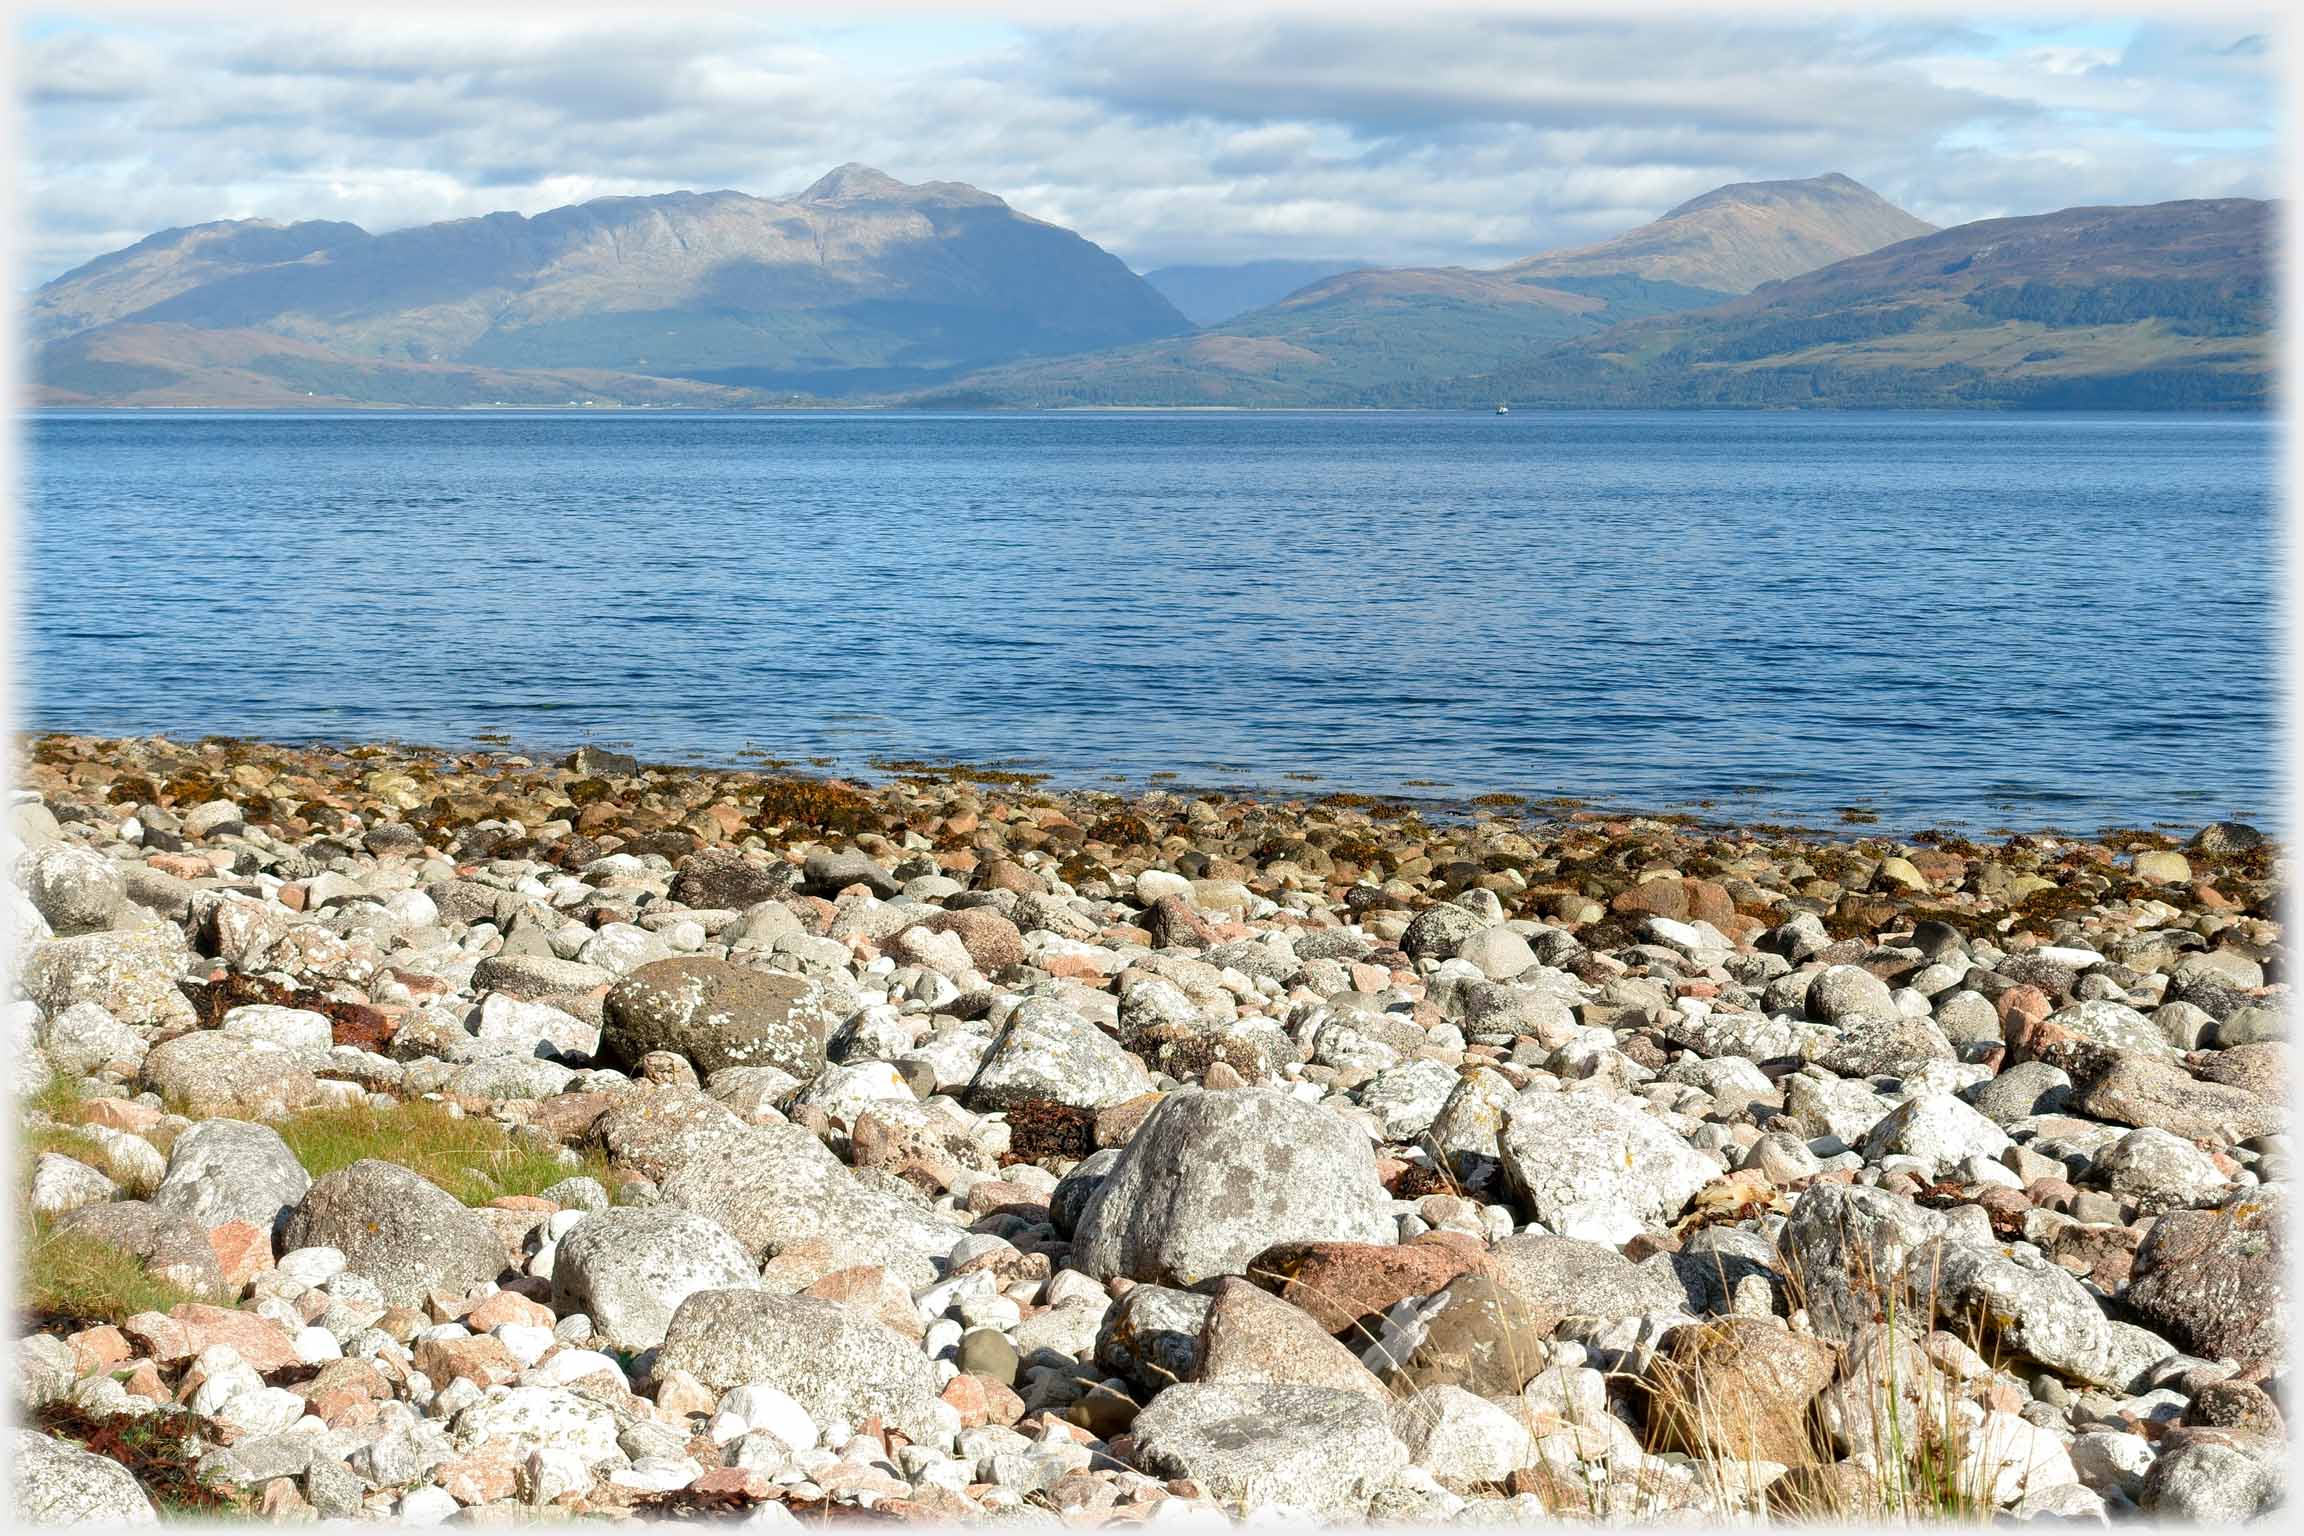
[20,410,2279,834]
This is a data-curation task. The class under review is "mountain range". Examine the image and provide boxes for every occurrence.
[32,164,1188,405]
[28,165,2272,411]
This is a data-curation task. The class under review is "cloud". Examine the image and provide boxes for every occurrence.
[19,12,2278,284]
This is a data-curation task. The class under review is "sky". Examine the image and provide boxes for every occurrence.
[16,8,2282,286]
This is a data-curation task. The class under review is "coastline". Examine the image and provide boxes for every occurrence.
[10,728,2287,1524]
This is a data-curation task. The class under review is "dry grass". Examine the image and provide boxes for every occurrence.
[272,1097,610,1205]
[21,1215,205,1326]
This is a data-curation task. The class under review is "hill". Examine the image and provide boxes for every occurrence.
[1141,259,1381,326]
[913,174,1931,407]
[1450,197,2273,410]
[31,165,1190,404]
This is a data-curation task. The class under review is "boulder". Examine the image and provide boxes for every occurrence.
[1497,1089,1717,1243]
[1196,1277,1388,1399]
[654,1289,942,1440]
[603,957,839,1077]
[1647,1317,1836,1464]
[10,1428,160,1524]
[963,999,1150,1111]
[20,925,198,1030]
[1129,1382,1410,1519]
[550,1205,760,1351]
[140,1033,319,1119]
[2121,1190,2285,1371]
[1072,1088,1394,1285]
[280,1160,507,1307]
[150,1119,310,1239]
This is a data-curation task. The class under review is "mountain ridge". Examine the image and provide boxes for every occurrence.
[31,166,1190,402]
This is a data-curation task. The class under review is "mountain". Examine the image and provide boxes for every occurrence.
[31,165,1190,404]
[1500,172,1935,293]
[1447,197,2272,410]
[912,173,1933,407]
[1142,259,1381,326]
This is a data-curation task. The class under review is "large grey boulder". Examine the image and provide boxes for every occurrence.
[11,1427,160,1524]
[150,1119,310,1238]
[1071,1088,1394,1286]
[964,998,1150,1111]
[38,1001,145,1076]
[280,1159,507,1306]
[1918,1239,2118,1388]
[1129,1382,1410,1518]
[1807,964,1897,1023]
[18,844,125,935]
[20,924,198,1030]
[654,1290,941,1440]
[550,1205,760,1351]
[140,1033,320,1119]
[1497,1089,1717,1243]
[602,957,838,1077]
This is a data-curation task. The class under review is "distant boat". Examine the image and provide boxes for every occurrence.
[1495,402,1510,414]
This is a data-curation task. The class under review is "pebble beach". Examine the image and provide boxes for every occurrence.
[8,731,2290,1526]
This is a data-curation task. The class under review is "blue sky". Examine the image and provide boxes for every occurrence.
[18,11,2279,283]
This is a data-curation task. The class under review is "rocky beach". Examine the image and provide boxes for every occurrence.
[7,731,2289,1526]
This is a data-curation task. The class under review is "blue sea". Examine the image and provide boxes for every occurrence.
[19,410,2279,835]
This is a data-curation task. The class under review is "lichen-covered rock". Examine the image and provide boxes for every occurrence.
[11,1427,161,1524]
[2137,1429,2287,1522]
[1778,1182,1946,1342]
[654,1289,942,1440]
[140,1032,320,1119]
[1497,1088,1717,1243]
[18,843,125,935]
[1130,1381,1410,1518]
[654,1119,962,1287]
[2071,1054,2281,1144]
[2121,1189,2285,1371]
[1390,1384,1537,1483]
[280,1159,507,1307]
[1858,1092,2012,1179]
[550,1205,760,1350]
[20,924,198,1030]
[964,998,1150,1110]
[150,1118,310,1238]
[1918,1240,2118,1388]
[38,1001,145,1075]
[1072,1088,1394,1285]
[603,957,839,1077]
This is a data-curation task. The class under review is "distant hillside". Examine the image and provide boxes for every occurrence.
[35,323,761,409]
[1501,172,1936,293]
[913,174,1930,407]
[31,165,1190,404]
[1142,259,1381,326]
[1451,198,2273,410]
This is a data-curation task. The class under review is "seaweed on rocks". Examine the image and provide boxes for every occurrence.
[31,1401,244,1515]
[1001,1100,1097,1164]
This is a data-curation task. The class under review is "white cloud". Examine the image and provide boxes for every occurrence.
[20,12,2278,284]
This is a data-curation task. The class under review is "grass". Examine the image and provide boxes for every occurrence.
[21,1215,205,1327]
[271,1098,611,1205]
[32,1399,250,1517]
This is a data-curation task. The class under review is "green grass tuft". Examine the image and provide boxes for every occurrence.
[271,1098,610,1205]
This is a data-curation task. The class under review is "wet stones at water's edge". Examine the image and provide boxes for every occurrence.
[5,731,2291,1526]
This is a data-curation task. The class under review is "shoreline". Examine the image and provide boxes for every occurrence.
[10,728,2287,1525]
[11,730,2264,849]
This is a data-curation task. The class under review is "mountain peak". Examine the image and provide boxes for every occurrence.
[1659,172,1898,222]
[798,163,913,202]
